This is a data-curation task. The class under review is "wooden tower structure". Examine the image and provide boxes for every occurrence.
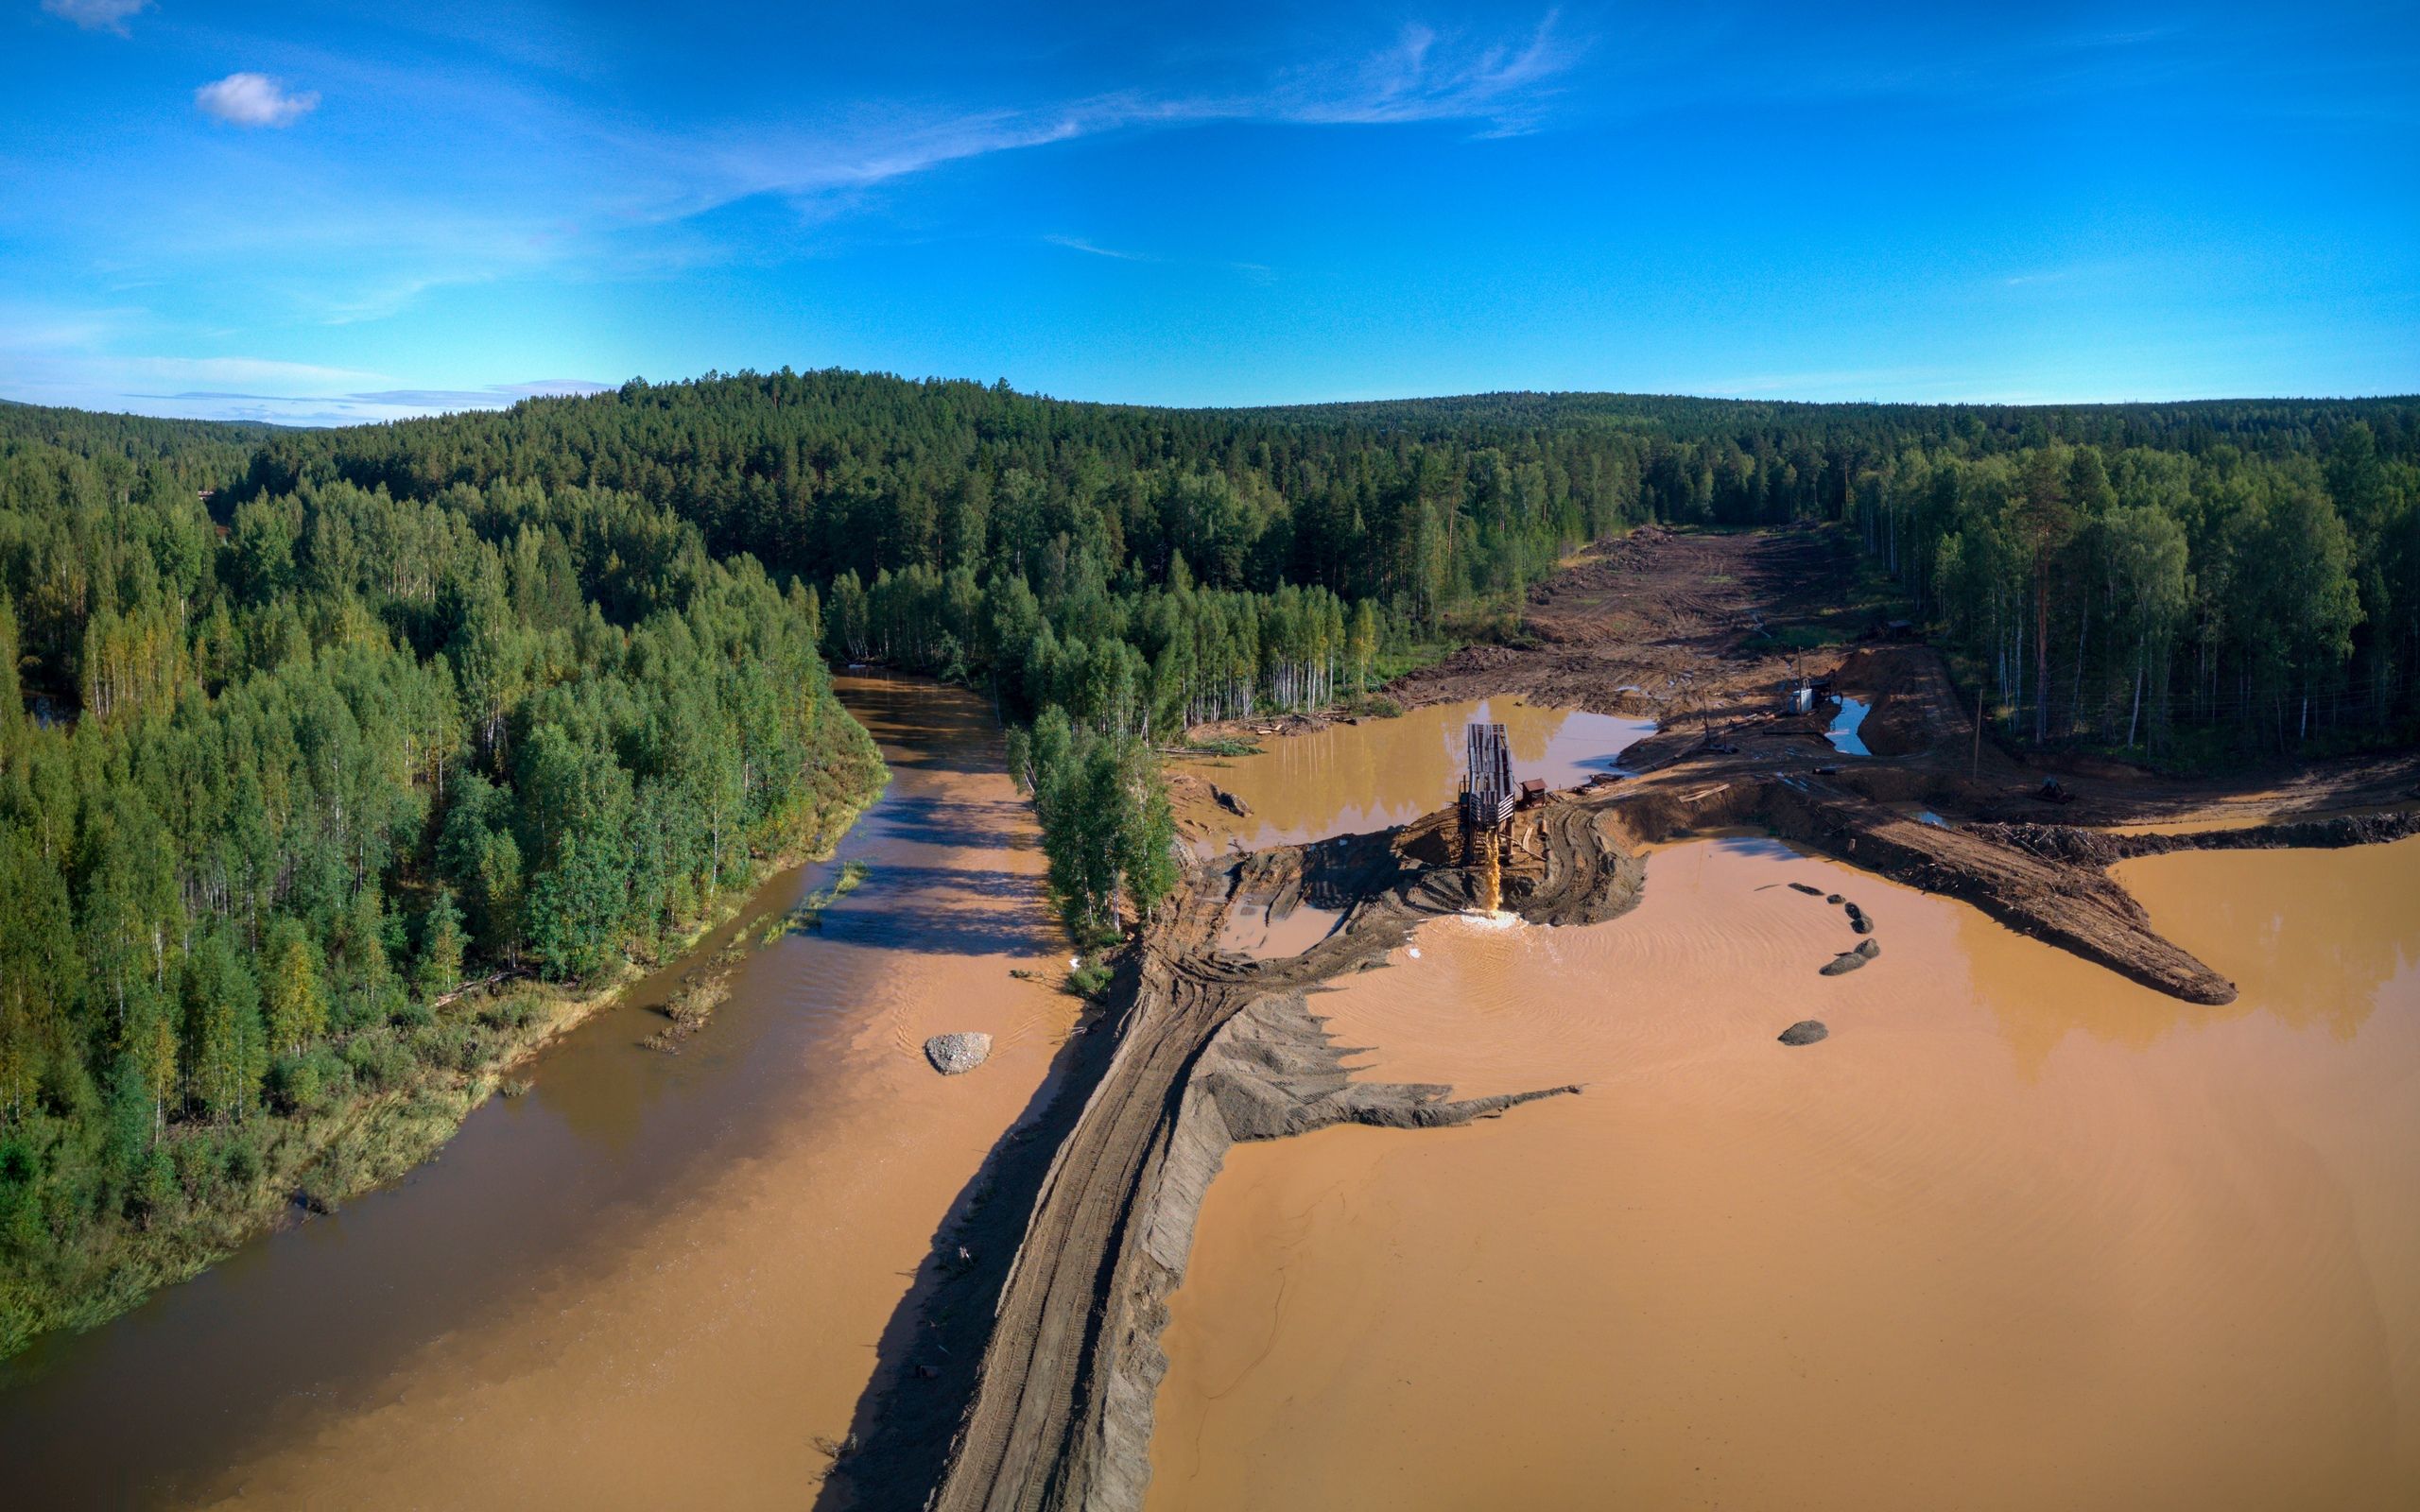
[1461,721,1514,832]
[1460,721,1514,906]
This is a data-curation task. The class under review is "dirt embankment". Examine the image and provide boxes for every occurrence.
[851,767,2419,1509]
[1967,810,2420,867]
[820,826,1624,1512]
[832,526,2420,1512]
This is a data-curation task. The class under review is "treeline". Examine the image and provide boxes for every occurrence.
[176,373,1651,935]
[1853,425,2420,752]
[199,371,2420,902]
[0,398,268,479]
[1297,391,2420,752]
[7,375,2416,1326]
[826,561,1383,730]
[0,433,878,1349]
[226,370,1645,628]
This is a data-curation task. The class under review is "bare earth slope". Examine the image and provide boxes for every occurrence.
[830,525,2420,1512]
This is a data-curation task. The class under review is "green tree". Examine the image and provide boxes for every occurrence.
[262,920,329,1058]
[417,887,466,1001]
[182,927,265,1121]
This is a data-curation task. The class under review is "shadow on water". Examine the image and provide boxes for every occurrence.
[0,843,868,1510]
[0,671,1021,1511]
[813,950,1142,1512]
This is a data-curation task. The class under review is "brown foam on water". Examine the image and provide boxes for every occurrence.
[1149,835,2420,1511]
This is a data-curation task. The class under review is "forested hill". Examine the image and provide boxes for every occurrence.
[0,399,273,472]
[219,369,2420,755]
[4,370,2418,1352]
[1231,390,2420,462]
[0,386,886,1355]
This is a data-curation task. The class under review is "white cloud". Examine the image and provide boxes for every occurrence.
[0,326,612,423]
[195,73,320,129]
[42,0,149,34]
[130,354,389,390]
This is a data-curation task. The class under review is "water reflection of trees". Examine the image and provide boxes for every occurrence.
[1183,697,1656,850]
[1976,841,2420,1072]
[2126,844,2420,1039]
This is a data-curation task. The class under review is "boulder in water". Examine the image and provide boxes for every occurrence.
[1213,786,1252,817]
[1820,948,1870,976]
[925,1032,993,1075]
[1778,1020,1828,1046]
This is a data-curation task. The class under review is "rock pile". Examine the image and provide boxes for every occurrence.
[925,1032,993,1075]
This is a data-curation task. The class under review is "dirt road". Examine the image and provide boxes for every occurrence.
[834,525,2420,1512]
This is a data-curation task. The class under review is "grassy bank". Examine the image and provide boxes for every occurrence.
[0,741,888,1363]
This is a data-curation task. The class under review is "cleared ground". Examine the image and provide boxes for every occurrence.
[833,526,2420,1512]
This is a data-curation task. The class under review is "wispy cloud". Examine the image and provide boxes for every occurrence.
[22,12,1578,347]
[1268,11,1582,135]
[661,11,1582,224]
[195,73,321,129]
[1043,233,1274,284]
[136,378,609,407]
[42,0,147,35]
[340,379,612,407]
[9,9,1580,413]
[0,309,606,422]
[1045,233,1147,262]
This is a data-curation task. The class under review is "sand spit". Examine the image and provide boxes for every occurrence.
[831,777,2419,1510]
[834,528,2420,1512]
[821,829,1616,1512]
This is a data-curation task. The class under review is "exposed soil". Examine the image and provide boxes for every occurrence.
[1389,523,1856,724]
[821,830,1600,1512]
[834,526,2420,1512]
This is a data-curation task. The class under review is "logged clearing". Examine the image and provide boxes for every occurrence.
[826,525,2420,1512]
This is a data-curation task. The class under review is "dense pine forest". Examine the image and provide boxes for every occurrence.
[223,374,2420,753]
[0,398,885,1353]
[3,373,2416,1354]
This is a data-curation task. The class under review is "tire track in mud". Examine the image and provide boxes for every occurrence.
[832,777,2420,1512]
[825,526,2420,1512]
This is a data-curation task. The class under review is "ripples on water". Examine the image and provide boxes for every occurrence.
[0,676,1083,1512]
[1151,833,2420,1512]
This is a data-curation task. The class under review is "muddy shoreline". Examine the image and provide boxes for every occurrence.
[838,527,2420,1510]
[836,783,2420,1509]
[821,828,1606,1512]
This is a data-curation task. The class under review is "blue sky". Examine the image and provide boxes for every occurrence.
[4,1,2416,423]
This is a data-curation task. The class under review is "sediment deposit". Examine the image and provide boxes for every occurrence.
[837,527,2420,1512]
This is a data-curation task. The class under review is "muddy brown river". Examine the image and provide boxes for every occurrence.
[7,689,2414,1510]
[1149,772,2420,1507]
[0,676,1075,1509]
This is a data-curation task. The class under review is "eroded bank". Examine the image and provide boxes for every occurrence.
[0,676,1077,1511]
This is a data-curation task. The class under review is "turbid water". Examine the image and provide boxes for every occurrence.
[1149,830,2420,1511]
[1173,696,1655,854]
[9,687,2411,1511]
[0,676,1075,1510]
